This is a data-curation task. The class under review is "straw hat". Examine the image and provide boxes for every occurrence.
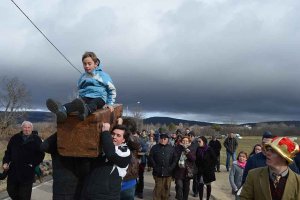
[264,136,299,163]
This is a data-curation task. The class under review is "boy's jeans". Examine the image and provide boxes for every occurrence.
[226,151,236,171]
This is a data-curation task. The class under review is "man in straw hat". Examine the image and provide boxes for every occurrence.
[240,136,300,200]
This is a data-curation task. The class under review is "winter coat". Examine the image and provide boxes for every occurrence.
[295,153,300,172]
[208,139,222,156]
[41,133,89,200]
[223,137,238,154]
[78,64,116,105]
[242,152,299,184]
[229,161,245,192]
[242,152,266,184]
[138,136,148,164]
[240,167,300,200]
[173,145,196,180]
[81,131,131,200]
[149,143,177,177]
[121,135,140,192]
[121,152,139,190]
[190,139,199,152]
[3,131,45,184]
[123,135,141,181]
[195,146,217,184]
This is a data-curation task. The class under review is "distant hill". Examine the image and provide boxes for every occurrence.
[143,117,213,126]
[242,121,300,128]
[6,111,54,123]
[6,112,300,128]
[23,111,54,122]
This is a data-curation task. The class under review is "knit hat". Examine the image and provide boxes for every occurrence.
[262,131,273,139]
[264,136,299,163]
[188,131,195,137]
[160,133,169,139]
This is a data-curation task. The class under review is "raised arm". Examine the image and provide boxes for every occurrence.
[101,123,131,168]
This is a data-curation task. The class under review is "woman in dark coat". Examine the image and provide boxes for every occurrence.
[174,136,196,200]
[195,136,217,200]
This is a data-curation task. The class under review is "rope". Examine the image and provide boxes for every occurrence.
[10,0,82,74]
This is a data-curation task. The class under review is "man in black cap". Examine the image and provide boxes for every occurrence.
[242,131,274,184]
[148,133,177,200]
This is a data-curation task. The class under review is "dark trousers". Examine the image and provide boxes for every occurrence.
[192,174,198,195]
[53,194,77,200]
[199,183,211,200]
[136,163,146,195]
[64,97,105,113]
[120,185,135,200]
[175,178,191,200]
[7,181,33,200]
[216,155,220,171]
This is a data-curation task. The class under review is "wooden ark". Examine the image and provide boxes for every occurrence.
[57,104,123,157]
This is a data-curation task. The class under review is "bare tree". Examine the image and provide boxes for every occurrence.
[0,76,31,135]
[131,103,145,131]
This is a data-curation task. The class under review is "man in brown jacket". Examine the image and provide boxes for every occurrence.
[240,136,300,200]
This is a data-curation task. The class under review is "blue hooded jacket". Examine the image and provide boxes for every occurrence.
[77,64,116,105]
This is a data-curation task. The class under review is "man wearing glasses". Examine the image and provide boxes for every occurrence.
[240,136,300,200]
[149,133,177,200]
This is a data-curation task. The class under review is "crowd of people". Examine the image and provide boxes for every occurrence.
[2,121,300,200]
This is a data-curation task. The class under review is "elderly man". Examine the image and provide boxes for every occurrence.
[3,121,45,200]
[240,136,300,200]
[149,133,177,200]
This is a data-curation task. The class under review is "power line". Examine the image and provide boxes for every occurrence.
[10,0,82,74]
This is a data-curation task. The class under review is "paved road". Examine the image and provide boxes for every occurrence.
[0,166,234,200]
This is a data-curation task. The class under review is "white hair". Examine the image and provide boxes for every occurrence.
[21,121,33,129]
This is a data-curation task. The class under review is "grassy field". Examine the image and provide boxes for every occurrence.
[217,136,300,166]
[218,136,261,165]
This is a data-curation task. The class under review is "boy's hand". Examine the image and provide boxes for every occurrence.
[3,163,9,171]
[117,118,123,125]
[102,123,111,132]
[104,105,114,112]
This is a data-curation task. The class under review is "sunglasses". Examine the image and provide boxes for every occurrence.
[265,146,275,153]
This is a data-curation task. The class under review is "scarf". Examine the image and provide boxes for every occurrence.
[180,143,191,149]
[237,160,246,169]
[197,144,208,159]
[109,144,130,178]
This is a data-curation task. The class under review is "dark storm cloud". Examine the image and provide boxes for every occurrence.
[2,0,300,123]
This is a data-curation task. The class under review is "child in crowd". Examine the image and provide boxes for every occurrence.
[47,51,116,122]
[229,151,248,200]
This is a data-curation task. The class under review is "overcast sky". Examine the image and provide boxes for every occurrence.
[1,0,300,123]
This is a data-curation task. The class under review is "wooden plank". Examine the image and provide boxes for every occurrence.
[57,104,123,157]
